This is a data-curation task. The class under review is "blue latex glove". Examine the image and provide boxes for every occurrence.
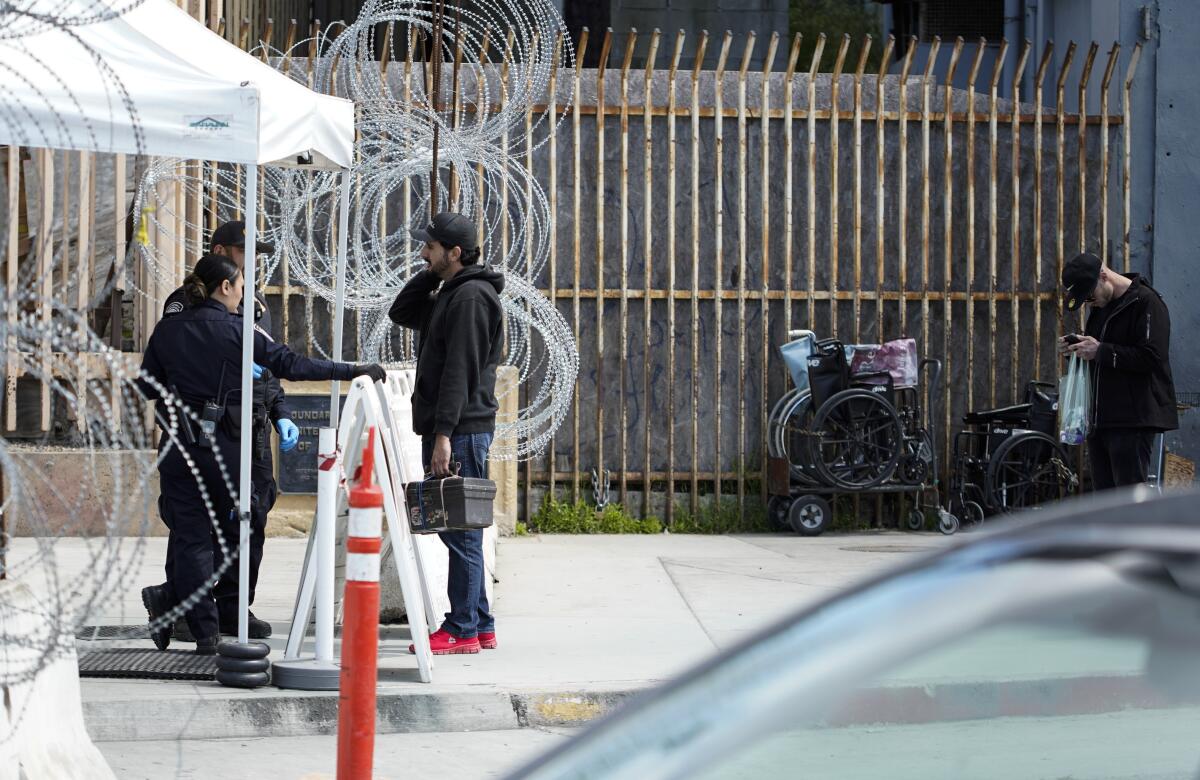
[252,362,264,379]
[277,418,299,452]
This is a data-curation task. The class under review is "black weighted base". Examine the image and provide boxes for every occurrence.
[216,640,271,689]
[216,656,270,674]
[217,641,271,660]
[215,669,272,688]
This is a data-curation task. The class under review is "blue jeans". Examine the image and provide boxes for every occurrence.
[422,432,495,639]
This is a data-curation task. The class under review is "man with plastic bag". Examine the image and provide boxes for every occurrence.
[1058,251,1177,490]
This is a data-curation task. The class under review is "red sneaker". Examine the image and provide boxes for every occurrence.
[478,631,497,650]
[409,628,480,655]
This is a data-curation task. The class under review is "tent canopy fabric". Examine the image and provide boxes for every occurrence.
[0,0,353,169]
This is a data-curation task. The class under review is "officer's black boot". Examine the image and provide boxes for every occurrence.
[194,636,219,656]
[172,618,196,642]
[140,584,172,651]
[219,610,272,639]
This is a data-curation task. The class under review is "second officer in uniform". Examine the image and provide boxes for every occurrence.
[158,220,296,641]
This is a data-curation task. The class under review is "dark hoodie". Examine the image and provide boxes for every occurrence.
[389,264,505,438]
[1083,274,1178,432]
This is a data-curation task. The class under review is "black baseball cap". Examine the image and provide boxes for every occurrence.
[1062,252,1102,311]
[410,212,479,253]
[210,220,274,254]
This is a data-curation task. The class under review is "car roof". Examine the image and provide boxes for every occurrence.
[508,486,1200,778]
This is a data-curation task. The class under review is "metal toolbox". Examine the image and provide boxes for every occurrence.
[404,476,496,534]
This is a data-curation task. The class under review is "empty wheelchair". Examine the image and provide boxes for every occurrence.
[767,332,946,536]
[949,381,1078,525]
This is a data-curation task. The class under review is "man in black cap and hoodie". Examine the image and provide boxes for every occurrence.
[390,212,505,655]
[1059,251,1177,490]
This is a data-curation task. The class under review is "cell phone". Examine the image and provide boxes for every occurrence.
[1064,334,1083,345]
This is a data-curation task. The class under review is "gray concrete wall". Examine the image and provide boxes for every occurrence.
[611,0,789,71]
[1147,0,1200,465]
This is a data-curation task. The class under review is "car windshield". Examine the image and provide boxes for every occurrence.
[516,545,1200,780]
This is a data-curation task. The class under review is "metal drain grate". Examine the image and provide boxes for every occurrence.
[78,648,216,680]
[75,625,149,640]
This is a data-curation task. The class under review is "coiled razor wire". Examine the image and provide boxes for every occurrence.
[0,295,241,712]
[0,1,245,747]
[0,0,148,40]
[135,0,580,460]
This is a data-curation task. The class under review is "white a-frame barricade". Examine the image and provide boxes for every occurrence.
[278,374,435,685]
[362,371,452,628]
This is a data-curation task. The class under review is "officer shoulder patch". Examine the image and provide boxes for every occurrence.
[164,301,184,315]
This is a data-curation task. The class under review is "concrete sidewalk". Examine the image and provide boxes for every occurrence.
[9,532,955,742]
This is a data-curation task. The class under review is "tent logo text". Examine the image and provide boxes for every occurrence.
[184,114,233,138]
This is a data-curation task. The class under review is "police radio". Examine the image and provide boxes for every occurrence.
[198,401,222,449]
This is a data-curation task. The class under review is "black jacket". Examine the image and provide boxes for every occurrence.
[389,265,505,438]
[1083,274,1178,431]
[140,299,355,412]
[163,286,291,425]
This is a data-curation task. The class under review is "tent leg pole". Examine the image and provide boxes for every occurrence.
[215,161,270,688]
[330,169,352,423]
[237,164,257,646]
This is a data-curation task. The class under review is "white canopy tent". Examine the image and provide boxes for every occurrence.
[0,0,356,647]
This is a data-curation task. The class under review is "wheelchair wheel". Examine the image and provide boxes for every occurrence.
[766,495,792,531]
[901,429,935,486]
[809,388,904,490]
[905,509,925,531]
[767,388,800,458]
[779,392,821,485]
[788,494,832,537]
[986,432,1074,512]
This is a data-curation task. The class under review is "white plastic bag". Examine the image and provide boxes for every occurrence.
[1058,354,1091,445]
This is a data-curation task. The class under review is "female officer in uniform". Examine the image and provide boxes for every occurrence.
[138,252,385,654]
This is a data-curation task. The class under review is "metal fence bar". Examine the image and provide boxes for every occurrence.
[1010,41,1031,403]
[666,30,685,522]
[1078,43,1099,257]
[76,151,93,431]
[874,36,893,342]
[643,28,661,518]
[1033,42,1053,384]
[852,35,870,346]
[919,37,938,381]
[689,30,705,517]
[735,31,754,519]
[5,145,17,431]
[759,32,778,509]
[712,31,731,509]
[571,29,588,503]
[594,29,612,496]
[784,32,801,354]
[1123,43,1142,275]
[896,39,915,337]
[965,39,985,412]
[829,34,848,342]
[617,28,636,509]
[942,38,963,464]
[1055,43,1076,338]
[987,39,1008,406]
[547,31,561,503]
[1098,43,1119,270]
